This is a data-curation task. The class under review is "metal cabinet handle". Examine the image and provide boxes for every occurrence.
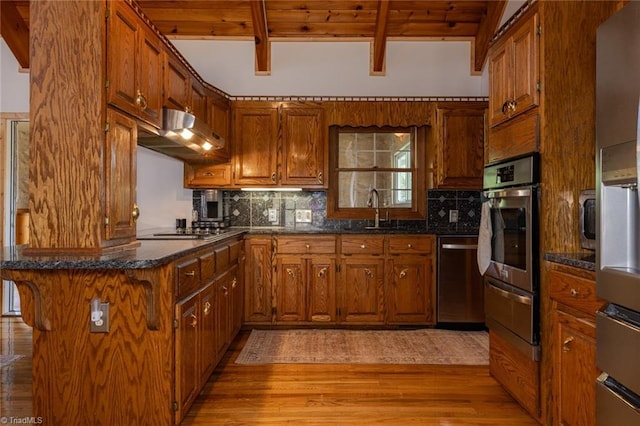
[360,244,366,249]
[203,301,211,316]
[135,90,147,111]
[364,268,373,278]
[190,313,197,328]
[287,268,295,278]
[501,100,510,115]
[222,285,228,296]
[570,288,579,297]
[399,269,408,279]
[203,172,214,177]
[232,278,237,289]
[442,244,478,250]
[306,244,310,250]
[184,271,196,277]
[562,336,574,352]
[407,243,413,248]
[132,204,140,220]
[271,172,276,182]
[317,267,327,278]
[318,172,323,183]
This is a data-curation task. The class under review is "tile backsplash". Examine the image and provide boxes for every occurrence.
[216,189,481,234]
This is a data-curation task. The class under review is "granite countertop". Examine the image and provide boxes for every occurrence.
[544,252,596,271]
[0,230,247,270]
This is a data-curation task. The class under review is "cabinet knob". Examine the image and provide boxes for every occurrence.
[364,268,374,278]
[306,244,310,250]
[232,278,237,289]
[407,243,413,248]
[135,90,147,111]
[132,204,140,220]
[360,244,366,249]
[570,288,579,297]
[562,336,574,352]
[189,313,198,328]
[271,172,276,182]
[501,100,510,115]
[222,285,228,296]
[399,269,408,279]
[203,301,211,316]
[286,268,295,278]
[318,172,323,184]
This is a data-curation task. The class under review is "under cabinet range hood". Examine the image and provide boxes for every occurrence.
[137,108,225,161]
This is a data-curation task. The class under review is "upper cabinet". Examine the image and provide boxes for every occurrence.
[434,102,486,189]
[106,0,164,128]
[488,13,539,128]
[164,55,192,112]
[233,101,327,189]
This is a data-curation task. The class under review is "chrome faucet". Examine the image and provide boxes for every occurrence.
[367,188,380,228]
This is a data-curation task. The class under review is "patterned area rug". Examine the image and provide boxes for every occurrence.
[0,354,24,369]
[235,329,489,365]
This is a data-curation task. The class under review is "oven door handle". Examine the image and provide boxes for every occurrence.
[487,281,532,305]
[484,187,533,200]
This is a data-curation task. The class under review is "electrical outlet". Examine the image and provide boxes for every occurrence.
[449,209,459,223]
[90,300,110,333]
[268,208,278,223]
[295,209,312,223]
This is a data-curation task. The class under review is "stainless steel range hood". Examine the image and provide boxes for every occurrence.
[137,107,225,161]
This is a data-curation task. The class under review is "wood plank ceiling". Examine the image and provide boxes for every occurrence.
[1,0,507,75]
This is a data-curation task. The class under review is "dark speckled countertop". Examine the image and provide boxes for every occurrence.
[544,252,596,271]
[0,226,452,271]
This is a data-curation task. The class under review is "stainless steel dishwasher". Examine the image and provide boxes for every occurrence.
[437,236,485,326]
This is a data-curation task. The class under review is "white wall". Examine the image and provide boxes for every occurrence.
[0,38,29,113]
[173,40,489,97]
[136,147,194,232]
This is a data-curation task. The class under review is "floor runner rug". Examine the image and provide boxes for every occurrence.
[235,329,489,365]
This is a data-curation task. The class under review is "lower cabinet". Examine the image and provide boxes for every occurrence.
[246,234,436,326]
[548,262,604,426]
[174,237,243,424]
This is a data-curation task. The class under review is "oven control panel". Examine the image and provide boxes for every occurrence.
[483,153,540,190]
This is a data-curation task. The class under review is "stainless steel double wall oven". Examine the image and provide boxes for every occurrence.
[482,153,540,360]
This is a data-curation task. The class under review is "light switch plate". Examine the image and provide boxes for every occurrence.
[295,209,312,223]
[268,208,278,223]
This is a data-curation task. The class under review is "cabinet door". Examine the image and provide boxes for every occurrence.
[280,106,327,187]
[275,256,306,322]
[215,271,230,360]
[436,106,486,188]
[244,238,273,323]
[339,258,384,323]
[137,24,163,127]
[199,282,216,383]
[104,109,137,241]
[387,256,434,324]
[488,37,511,127]
[209,95,231,160]
[165,57,191,112]
[190,79,207,120]
[555,309,598,426]
[510,14,539,119]
[308,257,336,323]
[175,292,199,420]
[184,163,233,188]
[106,2,138,120]
[233,107,279,186]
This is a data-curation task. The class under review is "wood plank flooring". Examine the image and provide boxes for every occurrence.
[1,317,536,425]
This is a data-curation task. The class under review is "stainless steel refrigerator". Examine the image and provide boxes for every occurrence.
[596,2,640,423]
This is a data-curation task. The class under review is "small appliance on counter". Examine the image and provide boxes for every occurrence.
[196,189,225,222]
[579,189,596,251]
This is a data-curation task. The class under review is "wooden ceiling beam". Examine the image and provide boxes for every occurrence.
[0,1,30,69]
[371,0,390,75]
[250,0,271,75]
[473,0,507,73]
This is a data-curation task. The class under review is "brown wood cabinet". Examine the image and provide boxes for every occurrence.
[233,101,327,188]
[164,55,192,113]
[274,236,337,323]
[386,236,436,324]
[184,163,233,188]
[174,237,243,423]
[106,0,164,128]
[435,103,486,188]
[549,262,604,426]
[488,12,539,128]
[104,108,138,241]
[244,236,273,323]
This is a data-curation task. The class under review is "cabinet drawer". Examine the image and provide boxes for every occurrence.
[341,236,384,255]
[550,269,604,316]
[278,236,336,254]
[176,257,201,297]
[229,240,242,263]
[388,236,433,255]
[215,245,230,274]
[200,252,215,283]
[184,163,232,187]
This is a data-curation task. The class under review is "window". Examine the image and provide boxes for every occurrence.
[327,126,426,220]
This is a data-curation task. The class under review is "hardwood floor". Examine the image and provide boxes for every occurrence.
[1,317,536,425]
